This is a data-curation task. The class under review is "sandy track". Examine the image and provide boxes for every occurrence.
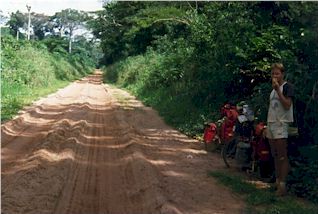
[1,71,244,214]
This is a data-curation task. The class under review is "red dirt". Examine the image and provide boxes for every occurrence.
[1,71,244,214]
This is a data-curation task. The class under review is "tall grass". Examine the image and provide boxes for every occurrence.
[1,80,69,121]
[1,35,94,121]
[102,50,220,137]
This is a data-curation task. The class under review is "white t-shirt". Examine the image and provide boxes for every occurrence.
[267,82,294,123]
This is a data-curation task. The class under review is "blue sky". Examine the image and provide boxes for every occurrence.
[1,0,105,16]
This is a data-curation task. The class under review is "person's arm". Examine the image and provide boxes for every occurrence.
[272,80,293,110]
[275,89,292,110]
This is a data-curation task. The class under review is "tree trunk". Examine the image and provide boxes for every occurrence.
[69,28,73,54]
[69,37,72,54]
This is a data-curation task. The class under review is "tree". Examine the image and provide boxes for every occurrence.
[6,11,26,40]
[88,1,192,64]
[31,13,50,40]
[51,9,88,53]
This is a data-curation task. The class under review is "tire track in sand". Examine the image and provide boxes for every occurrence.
[2,70,245,214]
[2,77,96,214]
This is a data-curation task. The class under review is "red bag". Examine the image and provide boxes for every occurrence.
[256,137,271,161]
[203,123,217,143]
[220,105,238,141]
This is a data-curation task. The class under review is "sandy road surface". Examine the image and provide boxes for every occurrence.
[1,71,244,214]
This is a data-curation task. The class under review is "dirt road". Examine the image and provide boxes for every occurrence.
[1,71,244,214]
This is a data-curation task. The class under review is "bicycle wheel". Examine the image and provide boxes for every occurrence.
[221,138,238,168]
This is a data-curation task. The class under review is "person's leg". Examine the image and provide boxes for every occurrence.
[275,138,289,195]
[267,124,280,184]
[269,139,280,184]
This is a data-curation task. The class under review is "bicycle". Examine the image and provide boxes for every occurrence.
[203,103,238,152]
[222,122,281,183]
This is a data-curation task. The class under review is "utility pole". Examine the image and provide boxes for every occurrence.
[26,5,31,40]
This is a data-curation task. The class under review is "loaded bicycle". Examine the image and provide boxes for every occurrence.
[203,102,275,179]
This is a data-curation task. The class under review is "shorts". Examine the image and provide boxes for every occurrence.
[266,122,289,139]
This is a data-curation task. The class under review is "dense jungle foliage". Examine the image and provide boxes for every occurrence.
[91,2,318,203]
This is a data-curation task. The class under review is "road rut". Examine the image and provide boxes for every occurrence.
[1,71,244,214]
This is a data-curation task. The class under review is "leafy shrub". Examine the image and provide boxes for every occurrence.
[288,146,318,204]
[1,35,95,120]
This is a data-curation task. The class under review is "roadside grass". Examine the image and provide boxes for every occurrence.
[209,170,318,214]
[1,35,95,122]
[106,84,131,107]
[103,73,210,137]
[101,64,318,209]
[1,80,69,121]
[112,92,130,106]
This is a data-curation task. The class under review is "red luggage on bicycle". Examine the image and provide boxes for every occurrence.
[203,123,217,143]
[220,104,238,141]
[254,123,271,161]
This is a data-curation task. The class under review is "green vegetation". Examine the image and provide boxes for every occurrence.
[209,170,318,214]
[1,80,69,121]
[1,7,101,121]
[102,50,208,136]
[1,33,98,120]
[92,2,318,204]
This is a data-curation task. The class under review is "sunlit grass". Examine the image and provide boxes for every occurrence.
[1,80,69,121]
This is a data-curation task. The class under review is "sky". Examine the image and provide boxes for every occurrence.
[1,0,105,16]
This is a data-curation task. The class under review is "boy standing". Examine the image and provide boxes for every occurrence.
[267,63,294,196]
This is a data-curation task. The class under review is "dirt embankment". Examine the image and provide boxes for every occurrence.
[1,71,244,214]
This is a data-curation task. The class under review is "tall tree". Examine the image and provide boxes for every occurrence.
[88,2,148,64]
[51,9,88,53]
[6,11,26,40]
[31,13,50,40]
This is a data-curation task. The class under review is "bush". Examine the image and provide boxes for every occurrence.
[102,48,220,137]
[288,146,318,204]
[1,35,95,120]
